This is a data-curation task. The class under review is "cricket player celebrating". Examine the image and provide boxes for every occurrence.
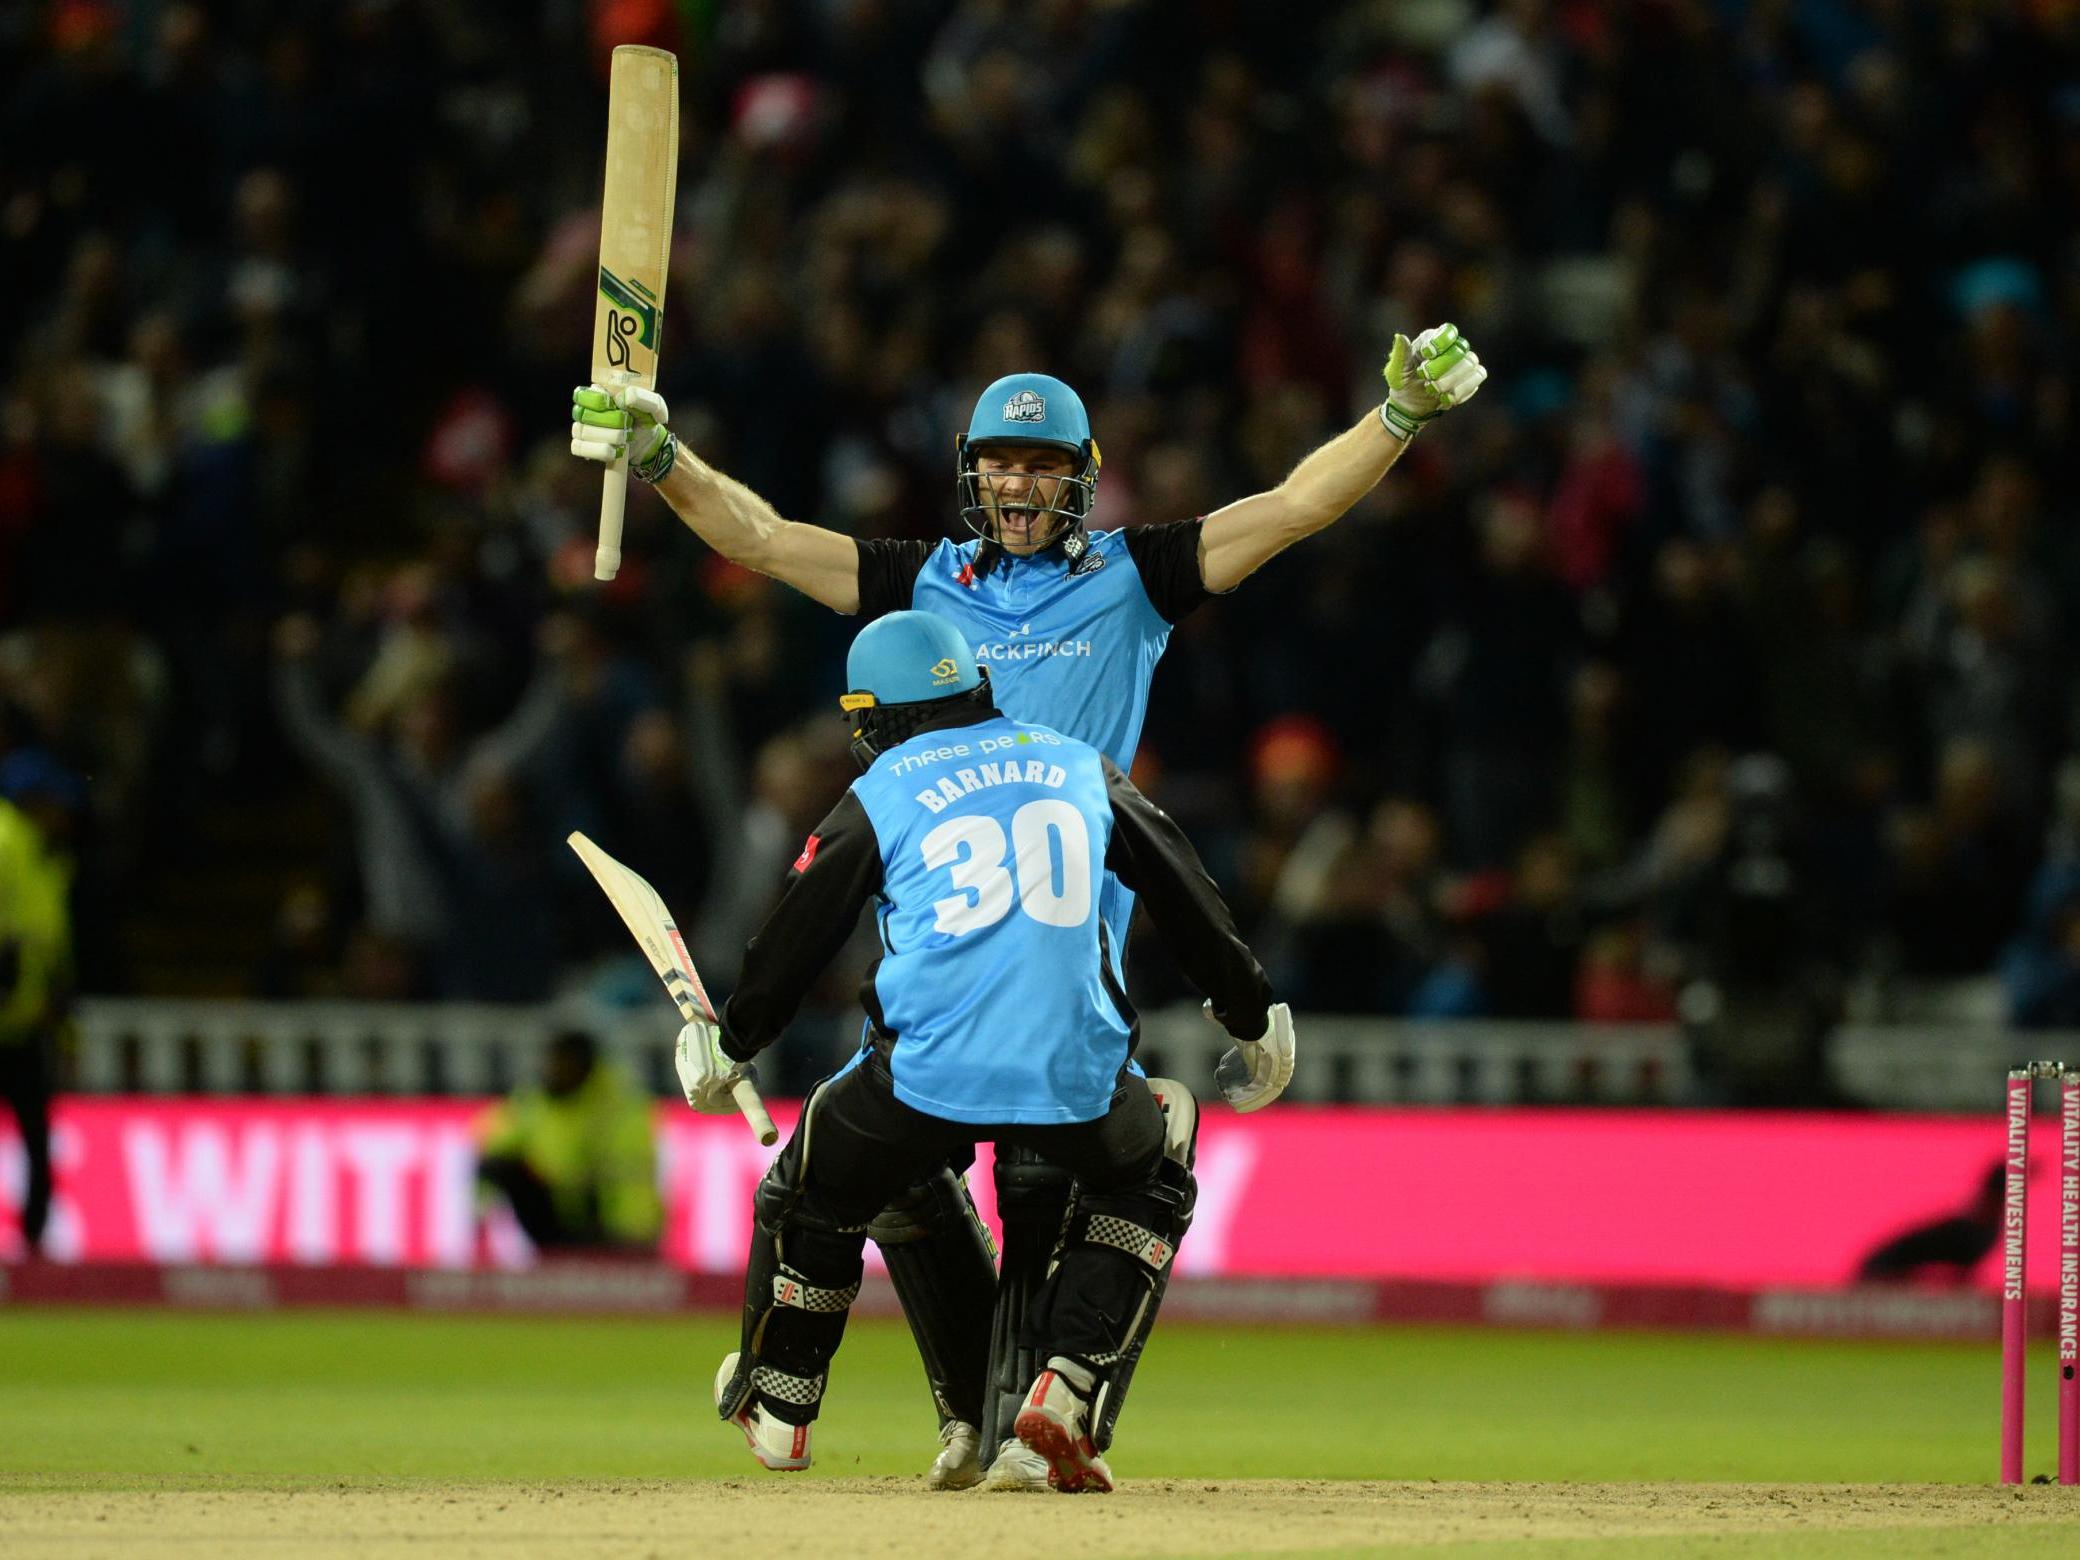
[678,611,1287,1492]
[571,325,1485,1486]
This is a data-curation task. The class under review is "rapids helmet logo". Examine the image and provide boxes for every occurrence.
[1002,388,1047,423]
[930,657,960,684]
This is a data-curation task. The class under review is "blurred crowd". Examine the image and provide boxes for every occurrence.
[5,1,2080,1101]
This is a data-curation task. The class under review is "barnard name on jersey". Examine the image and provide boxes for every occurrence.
[913,758,1070,814]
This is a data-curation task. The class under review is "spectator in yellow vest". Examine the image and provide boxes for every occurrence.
[0,749,82,1259]
[475,1030,662,1252]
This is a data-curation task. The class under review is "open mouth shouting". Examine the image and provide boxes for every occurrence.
[996,506,1051,546]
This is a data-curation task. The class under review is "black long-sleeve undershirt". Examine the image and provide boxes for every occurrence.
[718,788,882,1062]
[1098,754,1271,1040]
[718,721,1270,1060]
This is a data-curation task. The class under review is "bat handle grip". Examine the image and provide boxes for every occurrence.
[594,458,628,581]
[733,1075,778,1146]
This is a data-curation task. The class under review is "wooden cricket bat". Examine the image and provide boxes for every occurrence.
[567,830,778,1145]
[590,45,680,582]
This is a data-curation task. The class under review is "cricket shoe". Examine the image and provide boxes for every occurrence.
[977,1436,1051,1492]
[1012,1359,1114,1494]
[926,1419,983,1490]
[713,1352,812,1472]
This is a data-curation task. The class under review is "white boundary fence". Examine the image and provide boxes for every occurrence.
[1131,1011,1696,1106]
[67,998,2060,1111]
[70,1000,667,1099]
[69,999,1697,1106]
[68,1000,1694,1104]
[1826,1024,2068,1113]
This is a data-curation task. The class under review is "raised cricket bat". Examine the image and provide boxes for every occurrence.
[567,830,778,1146]
[590,45,680,582]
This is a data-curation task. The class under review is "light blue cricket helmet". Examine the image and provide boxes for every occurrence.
[841,611,989,764]
[845,610,981,704]
[964,372,1091,452]
[955,372,1102,552]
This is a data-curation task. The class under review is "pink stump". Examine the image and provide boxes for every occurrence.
[2003,1069,2031,1485]
[2061,1074,2078,1486]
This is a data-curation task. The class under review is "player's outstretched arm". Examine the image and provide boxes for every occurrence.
[571,385,862,612]
[1197,324,1486,593]
[1099,757,1272,1032]
[1100,756,1294,1109]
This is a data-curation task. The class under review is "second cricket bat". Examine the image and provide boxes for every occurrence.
[567,830,778,1146]
[591,45,680,582]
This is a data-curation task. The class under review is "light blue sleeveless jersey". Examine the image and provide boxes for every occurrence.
[909,529,1173,978]
[851,713,1132,1124]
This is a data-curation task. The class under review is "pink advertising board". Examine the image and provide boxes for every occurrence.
[0,1099,2061,1293]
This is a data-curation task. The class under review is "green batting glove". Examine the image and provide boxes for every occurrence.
[570,384,676,482]
[1380,324,1488,441]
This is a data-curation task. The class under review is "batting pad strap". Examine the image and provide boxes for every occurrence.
[1084,1214,1176,1272]
[751,1364,827,1408]
[772,1270,861,1314]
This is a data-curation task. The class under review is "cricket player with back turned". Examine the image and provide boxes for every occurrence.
[571,325,1486,1486]
[674,609,1287,1493]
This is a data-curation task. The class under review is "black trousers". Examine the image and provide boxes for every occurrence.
[0,1038,52,1253]
[803,1053,1165,1220]
[759,1050,1170,1402]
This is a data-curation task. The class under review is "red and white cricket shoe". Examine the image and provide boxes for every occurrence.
[714,1352,813,1472]
[1012,1360,1115,1494]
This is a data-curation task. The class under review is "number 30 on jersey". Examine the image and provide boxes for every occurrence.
[921,800,1093,934]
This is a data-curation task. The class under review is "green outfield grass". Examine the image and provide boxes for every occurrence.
[0,1310,2060,1489]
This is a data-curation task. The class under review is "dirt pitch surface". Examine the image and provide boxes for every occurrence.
[5,1480,2078,1558]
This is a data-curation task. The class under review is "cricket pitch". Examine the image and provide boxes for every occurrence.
[5,1479,2077,1559]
